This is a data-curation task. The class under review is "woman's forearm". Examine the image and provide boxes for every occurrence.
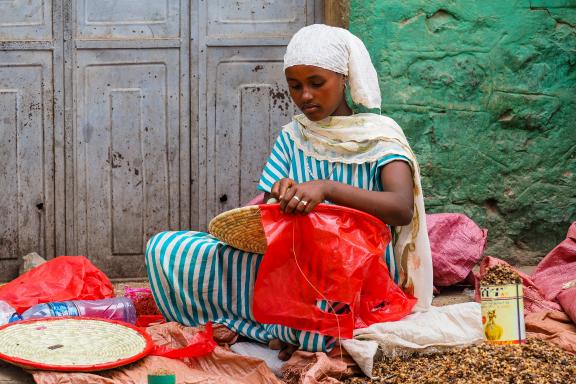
[323,180,413,226]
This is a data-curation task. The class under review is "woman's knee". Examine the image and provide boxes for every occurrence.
[145,231,216,268]
[145,231,173,265]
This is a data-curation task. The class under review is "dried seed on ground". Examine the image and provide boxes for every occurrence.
[345,339,576,384]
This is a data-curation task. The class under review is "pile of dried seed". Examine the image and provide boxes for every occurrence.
[345,339,576,384]
[150,368,174,376]
[482,264,522,285]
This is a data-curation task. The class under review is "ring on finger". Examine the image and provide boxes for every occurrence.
[292,196,301,202]
[300,200,308,206]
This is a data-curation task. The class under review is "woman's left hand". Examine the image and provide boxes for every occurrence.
[279,180,329,214]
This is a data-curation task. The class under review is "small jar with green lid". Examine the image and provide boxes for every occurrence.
[148,369,176,384]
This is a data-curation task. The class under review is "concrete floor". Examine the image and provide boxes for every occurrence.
[0,361,34,384]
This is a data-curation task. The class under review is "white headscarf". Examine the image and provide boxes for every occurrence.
[283,24,381,110]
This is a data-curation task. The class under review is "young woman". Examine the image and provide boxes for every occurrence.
[146,24,432,361]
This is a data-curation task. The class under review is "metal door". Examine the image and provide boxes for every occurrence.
[68,0,190,278]
[0,1,60,279]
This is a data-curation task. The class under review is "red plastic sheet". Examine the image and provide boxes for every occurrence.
[0,256,114,313]
[151,322,217,358]
[253,204,416,338]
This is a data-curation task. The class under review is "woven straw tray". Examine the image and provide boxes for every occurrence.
[209,205,267,254]
[0,317,153,371]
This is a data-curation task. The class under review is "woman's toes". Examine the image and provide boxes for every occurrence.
[268,339,283,350]
[278,343,299,361]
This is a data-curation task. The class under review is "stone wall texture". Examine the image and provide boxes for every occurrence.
[350,0,576,264]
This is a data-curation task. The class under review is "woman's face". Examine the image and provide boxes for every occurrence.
[285,65,351,121]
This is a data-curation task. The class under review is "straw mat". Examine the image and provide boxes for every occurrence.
[208,205,267,254]
[0,317,152,371]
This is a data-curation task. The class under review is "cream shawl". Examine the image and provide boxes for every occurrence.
[284,113,433,312]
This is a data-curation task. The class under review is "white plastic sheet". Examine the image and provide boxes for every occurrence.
[342,303,484,378]
[0,300,17,326]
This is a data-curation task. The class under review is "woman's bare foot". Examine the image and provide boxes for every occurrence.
[268,339,299,361]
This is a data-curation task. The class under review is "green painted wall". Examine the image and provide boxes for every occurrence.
[350,0,576,264]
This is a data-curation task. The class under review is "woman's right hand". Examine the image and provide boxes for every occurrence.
[271,178,329,214]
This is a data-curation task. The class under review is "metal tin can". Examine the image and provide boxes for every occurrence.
[480,284,526,345]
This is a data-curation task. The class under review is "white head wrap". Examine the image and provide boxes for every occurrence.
[283,24,381,110]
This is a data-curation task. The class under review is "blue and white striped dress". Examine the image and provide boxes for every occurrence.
[146,127,409,352]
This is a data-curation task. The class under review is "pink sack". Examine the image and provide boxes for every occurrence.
[532,222,576,302]
[558,286,576,324]
[427,213,487,287]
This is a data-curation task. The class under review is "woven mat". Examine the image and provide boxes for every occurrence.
[0,318,151,371]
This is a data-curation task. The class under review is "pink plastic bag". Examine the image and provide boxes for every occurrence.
[246,193,265,206]
[427,213,487,287]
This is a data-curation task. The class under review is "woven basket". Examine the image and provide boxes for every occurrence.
[0,317,153,371]
[208,205,267,254]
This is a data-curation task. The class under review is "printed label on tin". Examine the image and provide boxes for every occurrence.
[480,284,526,345]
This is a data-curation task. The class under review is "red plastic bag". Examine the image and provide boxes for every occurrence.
[151,322,217,358]
[0,256,114,313]
[253,204,416,338]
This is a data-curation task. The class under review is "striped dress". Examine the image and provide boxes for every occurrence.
[145,127,409,352]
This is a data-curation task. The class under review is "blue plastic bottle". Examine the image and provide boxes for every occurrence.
[16,297,137,324]
[0,300,20,325]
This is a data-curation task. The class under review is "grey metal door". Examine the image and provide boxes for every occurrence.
[0,1,60,279]
[69,0,190,278]
[0,0,190,280]
[0,0,321,281]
